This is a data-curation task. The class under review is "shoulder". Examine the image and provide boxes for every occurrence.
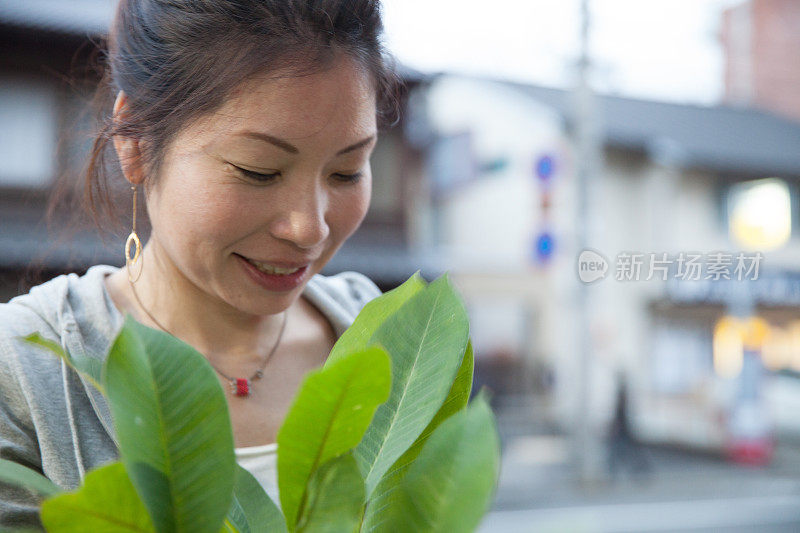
[317,271,382,309]
[0,296,65,403]
[0,267,80,360]
[302,271,382,336]
[1,273,69,338]
[0,299,64,450]
[308,271,382,315]
[0,264,118,392]
[0,295,62,366]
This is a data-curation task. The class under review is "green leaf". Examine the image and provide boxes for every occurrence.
[103,314,236,533]
[220,519,238,533]
[226,464,287,533]
[355,275,470,497]
[16,332,104,393]
[278,347,391,532]
[40,462,154,532]
[362,340,474,531]
[225,489,250,533]
[326,272,427,367]
[375,390,500,533]
[297,451,365,533]
[0,458,62,498]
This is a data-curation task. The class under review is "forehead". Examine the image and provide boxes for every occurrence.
[195,55,377,148]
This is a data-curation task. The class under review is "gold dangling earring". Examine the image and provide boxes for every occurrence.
[126,184,143,283]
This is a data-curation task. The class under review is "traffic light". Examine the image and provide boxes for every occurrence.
[533,153,557,264]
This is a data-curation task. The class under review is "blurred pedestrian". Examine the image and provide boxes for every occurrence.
[607,373,651,482]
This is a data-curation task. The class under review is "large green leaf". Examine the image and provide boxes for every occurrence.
[103,314,236,533]
[355,275,470,497]
[226,464,287,533]
[17,332,103,392]
[325,272,427,367]
[376,390,500,533]
[278,347,391,532]
[40,462,154,532]
[361,340,474,532]
[0,458,62,498]
[220,519,238,533]
[296,451,364,533]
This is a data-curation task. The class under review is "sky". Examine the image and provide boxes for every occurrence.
[381,0,745,105]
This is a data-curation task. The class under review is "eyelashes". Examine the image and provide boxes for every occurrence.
[236,168,278,182]
[332,172,363,183]
[232,165,363,184]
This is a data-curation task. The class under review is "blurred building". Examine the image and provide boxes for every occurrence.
[405,73,800,451]
[369,1,800,454]
[721,0,800,122]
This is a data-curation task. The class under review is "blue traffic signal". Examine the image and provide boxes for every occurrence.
[535,232,555,261]
[536,155,555,181]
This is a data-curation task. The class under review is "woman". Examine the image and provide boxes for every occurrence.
[0,0,401,527]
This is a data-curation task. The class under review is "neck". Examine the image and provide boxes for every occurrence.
[113,238,290,368]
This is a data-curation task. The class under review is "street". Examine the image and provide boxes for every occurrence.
[479,399,800,532]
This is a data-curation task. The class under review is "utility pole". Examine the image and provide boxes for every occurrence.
[573,0,603,487]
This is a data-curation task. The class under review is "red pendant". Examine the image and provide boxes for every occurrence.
[235,378,250,397]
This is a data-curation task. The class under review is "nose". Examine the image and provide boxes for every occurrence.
[269,180,330,250]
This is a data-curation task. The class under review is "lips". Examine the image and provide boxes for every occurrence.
[245,258,301,275]
[235,253,312,270]
[236,253,309,291]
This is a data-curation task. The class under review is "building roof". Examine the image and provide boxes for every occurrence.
[502,80,800,177]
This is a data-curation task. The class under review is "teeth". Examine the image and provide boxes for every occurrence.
[246,257,300,275]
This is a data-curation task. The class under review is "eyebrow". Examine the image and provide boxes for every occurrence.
[235,130,377,156]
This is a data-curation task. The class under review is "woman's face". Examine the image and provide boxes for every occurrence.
[141,53,377,316]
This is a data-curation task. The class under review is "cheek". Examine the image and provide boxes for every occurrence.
[330,183,371,238]
[157,167,244,246]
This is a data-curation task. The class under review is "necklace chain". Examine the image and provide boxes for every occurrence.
[128,279,287,385]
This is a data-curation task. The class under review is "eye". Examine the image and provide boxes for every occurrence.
[333,172,363,183]
[232,165,279,182]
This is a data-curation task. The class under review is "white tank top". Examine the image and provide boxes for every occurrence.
[235,442,281,510]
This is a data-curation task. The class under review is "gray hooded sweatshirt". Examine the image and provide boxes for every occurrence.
[0,263,381,529]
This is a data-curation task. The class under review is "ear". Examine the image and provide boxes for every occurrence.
[112,91,146,186]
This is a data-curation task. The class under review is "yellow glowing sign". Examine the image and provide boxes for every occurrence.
[714,317,800,376]
[714,316,744,379]
[728,178,792,251]
[762,327,791,371]
[713,316,771,378]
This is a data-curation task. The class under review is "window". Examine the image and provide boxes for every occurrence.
[0,76,58,189]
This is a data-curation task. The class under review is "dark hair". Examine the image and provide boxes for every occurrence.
[46,0,403,252]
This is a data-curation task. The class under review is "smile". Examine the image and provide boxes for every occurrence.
[242,257,302,275]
